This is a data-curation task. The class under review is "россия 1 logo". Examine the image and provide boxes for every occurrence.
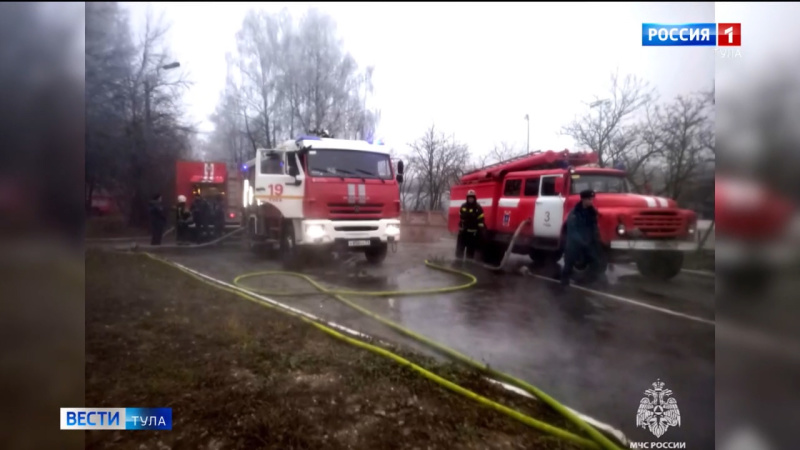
[642,23,741,46]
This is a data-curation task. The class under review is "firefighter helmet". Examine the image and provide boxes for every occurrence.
[177,195,187,203]
[466,189,476,198]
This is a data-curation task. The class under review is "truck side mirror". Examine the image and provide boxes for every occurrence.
[396,174,404,183]
[288,165,299,177]
[397,160,404,175]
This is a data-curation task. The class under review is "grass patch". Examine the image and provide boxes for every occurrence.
[86,250,586,449]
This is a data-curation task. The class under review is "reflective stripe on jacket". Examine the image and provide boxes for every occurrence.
[459,202,485,232]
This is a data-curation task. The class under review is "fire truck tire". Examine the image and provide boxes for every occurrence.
[635,251,683,281]
[280,223,301,269]
[481,242,506,266]
[365,244,388,265]
[529,249,562,268]
[244,219,261,254]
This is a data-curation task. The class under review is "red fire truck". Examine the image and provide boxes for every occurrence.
[241,134,404,266]
[715,174,800,292]
[448,150,698,280]
[175,160,241,229]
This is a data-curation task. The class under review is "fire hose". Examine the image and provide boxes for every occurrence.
[125,219,623,449]
[112,227,243,252]
[143,251,623,450]
[225,220,624,450]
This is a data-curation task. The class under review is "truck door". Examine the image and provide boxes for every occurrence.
[533,175,565,239]
[498,179,522,232]
[518,177,539,235]
[256,149,305,218]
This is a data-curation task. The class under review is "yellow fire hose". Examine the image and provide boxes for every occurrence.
[144,252,610,449]
[231,262,622,450]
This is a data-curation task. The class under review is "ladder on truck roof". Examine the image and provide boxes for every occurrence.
[460,149,598,183]
[462,150,545,177]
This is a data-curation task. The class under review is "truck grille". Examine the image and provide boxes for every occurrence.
[328,203,384,217]
[633,212,684,237]
[334,226,379,232]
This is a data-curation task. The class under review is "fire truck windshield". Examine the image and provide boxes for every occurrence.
[307,149,392,180]
[570,174,630,194]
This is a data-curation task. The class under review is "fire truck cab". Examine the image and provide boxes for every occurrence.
[242,133,403,267]
[448,150,699,280]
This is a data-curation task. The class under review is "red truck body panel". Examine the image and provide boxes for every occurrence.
[175,160,243,225]
[175,161,228,206]
[302,176,402,220]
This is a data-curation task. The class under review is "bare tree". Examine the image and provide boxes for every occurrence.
[473,141,527,168]
[85,2,136,212]
[208,52,251,165]
[85,3,191,225]
[642,92,714,201]
[209,8,378,163]
[387,147,417,210]
[408,125,470,211]
[561,71,654,167]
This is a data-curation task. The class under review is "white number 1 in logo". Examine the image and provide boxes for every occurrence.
[724,27,733,44]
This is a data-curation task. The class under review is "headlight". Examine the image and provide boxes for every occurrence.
[687,218,697,236]
[305,225,325,239]
[386,224,400,236]
[616,223,626,236]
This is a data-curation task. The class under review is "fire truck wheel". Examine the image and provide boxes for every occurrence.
[365,244,388,265]
[244,220,262,254]
[280,223,301,269]
[635,251,683,281]
[529,249,562,268]
[481,242,505,266]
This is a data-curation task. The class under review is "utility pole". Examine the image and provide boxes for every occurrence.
[524,114,530,153]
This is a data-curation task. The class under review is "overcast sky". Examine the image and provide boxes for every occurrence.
[122,2,719,156]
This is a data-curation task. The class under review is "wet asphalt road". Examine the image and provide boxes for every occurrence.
[151,239,715,448]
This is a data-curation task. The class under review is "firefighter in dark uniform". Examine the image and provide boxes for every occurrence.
[212,193,226,238]
[149,194,166,246]
[560,189,606,287]
[175,195,193,244]
[455,189,485,260]
[190,192,208,243]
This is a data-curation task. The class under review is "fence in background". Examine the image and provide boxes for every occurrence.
[400,211,451,242]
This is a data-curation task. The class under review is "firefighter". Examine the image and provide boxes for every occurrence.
[190,193,208,243]
[560,189,605,287]
[455,189,485,261]
[212,193,226,238]
[175,195,192,244]
[148,194,167,246]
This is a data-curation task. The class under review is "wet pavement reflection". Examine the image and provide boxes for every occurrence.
[161,242,715,448]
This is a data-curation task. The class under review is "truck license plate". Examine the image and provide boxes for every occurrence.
[654,241,676,250]
[348,240,371,247]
